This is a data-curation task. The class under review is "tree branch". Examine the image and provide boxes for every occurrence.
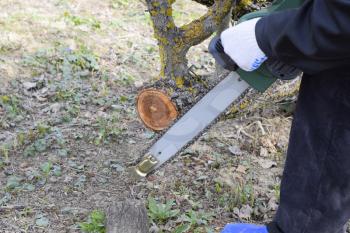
[180,0,233,47]
[144,0,233,84]
[192,0,214,7]
[146,0,179,42]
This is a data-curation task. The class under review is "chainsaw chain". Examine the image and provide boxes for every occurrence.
[130,71,254,176]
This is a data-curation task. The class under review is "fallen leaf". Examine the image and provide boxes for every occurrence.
[235,165,247,174]
[259,147,269,157]
[6,176,22,190]
[229,145,243,156]
[267,197,279,211]
[258,160,277,169]
[260,138,277,153]
[23,81,37,90]
[237,205,253,220]
[35,215,49,227]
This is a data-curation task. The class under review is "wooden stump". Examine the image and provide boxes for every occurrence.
[106,200,149,233]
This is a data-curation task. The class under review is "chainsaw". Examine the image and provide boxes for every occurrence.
[131,0,303,178]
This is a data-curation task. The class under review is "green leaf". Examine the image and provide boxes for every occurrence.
[6,176,22,190]
[52,165,62,176]
[23,145,36,157]
[79,210,106,233]
[74,175,87,188]
[37,124,51,137]
[169,209,180,218]
[40,162,52,175]
[119,95,128,103]
[147,198,179,223]
[34,139,48,152]
[173,224,191,233]
[79,222,95,232]
[148,198,158,214]
[90,210,105,223]
[0,193,11,206]
[22,183,35,191]
[36,215,49,227]
[57,149,68,157]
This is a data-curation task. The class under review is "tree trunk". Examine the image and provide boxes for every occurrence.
[191,0,273,15]
[192,0,214,7]
[106,200,149,233]
[144,0,234,111]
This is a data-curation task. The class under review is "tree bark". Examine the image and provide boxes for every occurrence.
[191,0,272,13]
[146,0,233,81]
[106,200,149,233]
[192,0,214,7]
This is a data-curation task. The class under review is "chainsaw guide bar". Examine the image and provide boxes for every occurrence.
[131,72,250,178]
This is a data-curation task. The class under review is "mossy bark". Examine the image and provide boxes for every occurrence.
[192,0,272,16]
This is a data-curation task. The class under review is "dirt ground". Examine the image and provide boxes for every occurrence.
[0,0,299,232]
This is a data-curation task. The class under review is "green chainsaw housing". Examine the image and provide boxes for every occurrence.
[237,0,304,92]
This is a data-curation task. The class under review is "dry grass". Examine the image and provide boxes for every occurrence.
[0,0,212,85]
[0,1,298,232]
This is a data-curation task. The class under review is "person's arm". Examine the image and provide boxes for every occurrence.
[256,0,350,74]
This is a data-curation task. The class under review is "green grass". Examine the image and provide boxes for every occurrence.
[217,182,256,212]
[22,45,100,79]
[110,0,129,8]
[177,210,214,233]
[94,113,125,145]
[79,210,106,233]
[147,197,214,233]
[147,198,180,224]
[0,95,23,121]
[63,12,101,30]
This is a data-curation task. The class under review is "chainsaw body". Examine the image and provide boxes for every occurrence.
[210,0,304,92]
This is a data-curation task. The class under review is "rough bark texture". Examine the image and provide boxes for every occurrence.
[147,0,233,81]
[144,0,234,111]
[106,200,149,233]
[192,0,272,15]
[192,0,214,7]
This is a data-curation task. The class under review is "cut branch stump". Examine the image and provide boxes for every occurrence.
[106,200,149,233]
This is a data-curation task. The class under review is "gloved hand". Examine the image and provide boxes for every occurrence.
[221,223,268,233]
[221,18,267,72]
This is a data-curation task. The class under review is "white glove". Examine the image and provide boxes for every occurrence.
[221,18,267,72]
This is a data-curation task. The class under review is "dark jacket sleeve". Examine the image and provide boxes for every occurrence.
[256,0,350,75]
